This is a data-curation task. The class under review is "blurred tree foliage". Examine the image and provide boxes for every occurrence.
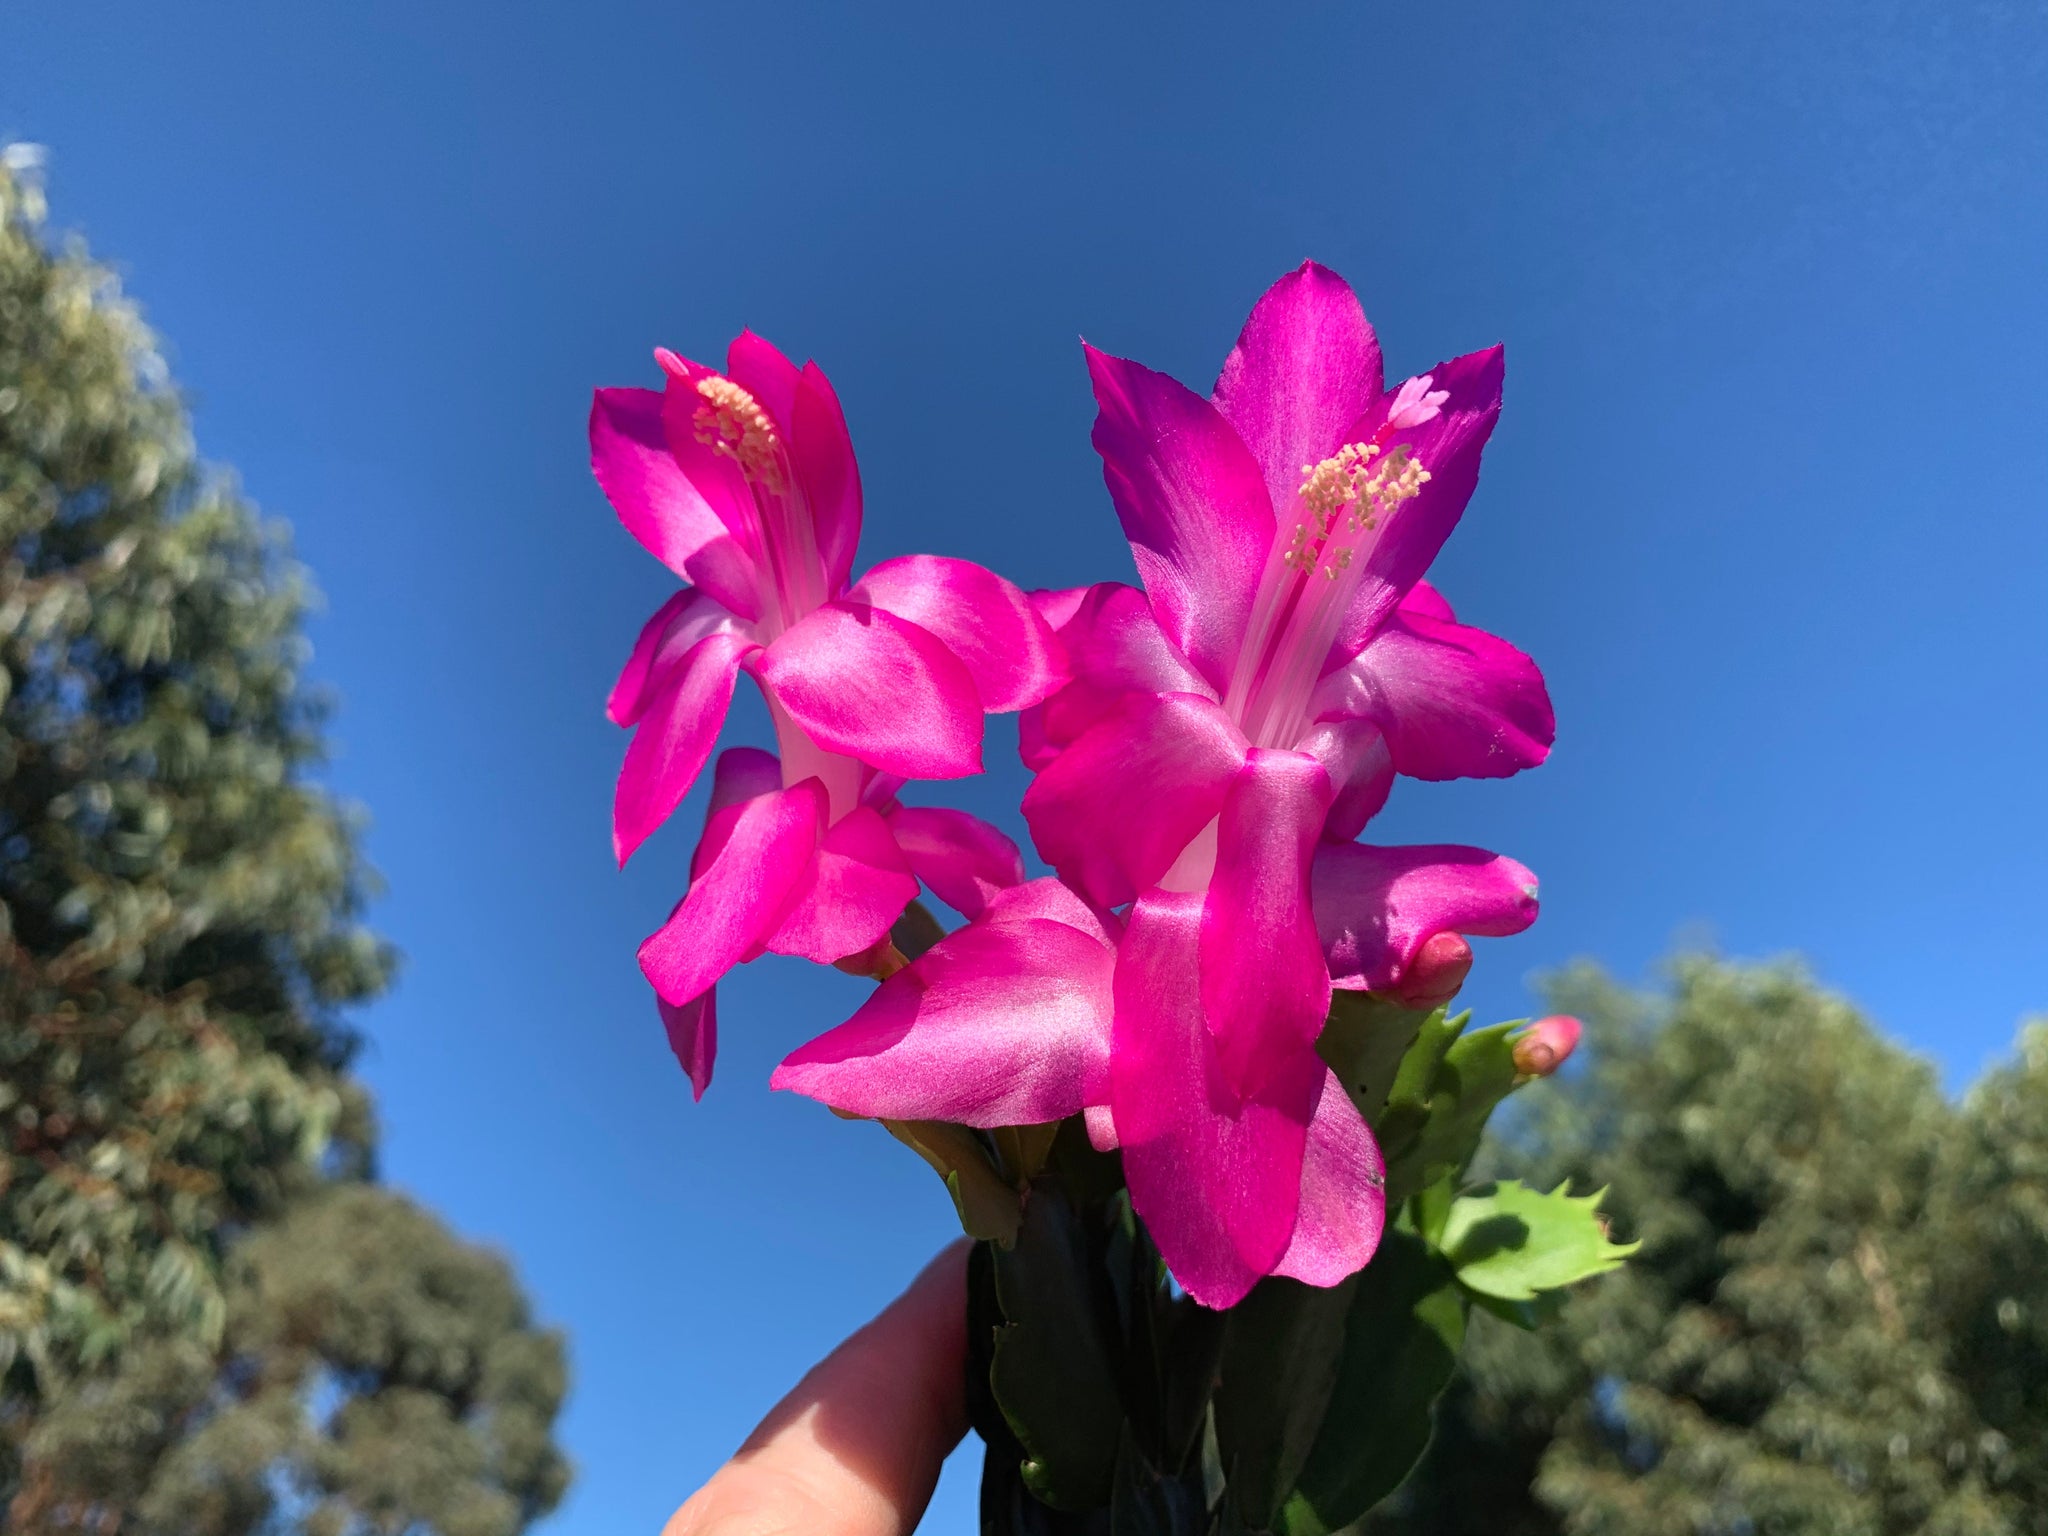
[0,152,569,1532]
[1362,957,2048,1536]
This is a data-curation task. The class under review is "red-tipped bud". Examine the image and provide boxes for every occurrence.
[1392,932,1473,1010]
[1512,1015,1582,1077]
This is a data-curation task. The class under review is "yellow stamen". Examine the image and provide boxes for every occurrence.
[1356,443,1430,531]
[692,376,786,493]
[1289,441,1432,576]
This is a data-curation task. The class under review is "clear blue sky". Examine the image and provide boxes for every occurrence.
[8,2,2046,1529]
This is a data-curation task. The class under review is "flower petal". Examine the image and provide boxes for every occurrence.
[1311,841,1540,991]
[1111,890,1323,1309]
[1032,583,1214,759]
[654,355,765,554]
[885,805,1025,921]
[1022,691,1248,908]
[1200,749,1334,1098]
[1272,1070,1386,1286]
[755,599,984,780]
[637,780,827,1004]
[1031,585,1092,631]
[980,875,1124,948]
[608,588,744,728]
[613,631,756,865]
[763,804,918,963]
[1330,345,1506,660]
[1294,716,1395,842]
[590,387,730,576]
[725,329,801,427]
[791,361,863,593]
[703,744,785,821]
[854,555,1066,713]
[1084,343,1274,694]
[1317,609,1553,781]
[658,988,718,1101]
[1211,262,1384,524]
[772,904,1114,1125]
[1400,578,1456,622]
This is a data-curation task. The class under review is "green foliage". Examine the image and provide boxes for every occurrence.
[992,1181,1128,1510]
[1365,957,2045,1536]
[1935,1020,2048,1522]
[957,976,1610,1534]
[1440,1181,1635,1304]
[968,1126,1224,1535]
[0,154,568,1532]
[1275,1231,1468,1536]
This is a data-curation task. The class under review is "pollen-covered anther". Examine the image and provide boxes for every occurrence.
[1298,442,1380,522]
[1281,522,1316,573]
[1352,444,1430,531]
[692,376,787,492]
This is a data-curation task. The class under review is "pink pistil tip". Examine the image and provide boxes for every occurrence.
[1512,1015,1583,1077]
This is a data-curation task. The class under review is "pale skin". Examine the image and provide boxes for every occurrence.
[664,1243,970,1536]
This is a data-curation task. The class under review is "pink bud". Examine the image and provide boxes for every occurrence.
[1512,1015,1582,1077]
[1392,932,1473,1010]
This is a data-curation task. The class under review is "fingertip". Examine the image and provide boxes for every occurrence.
[669,1242,972,1536]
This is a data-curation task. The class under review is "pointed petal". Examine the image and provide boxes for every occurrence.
[637,780,827,1004]
[1031,585,1092,631]
[790,360,864,593]
[979,875,1124,948]
[612,631,756,865]
[1085,343,1273,694]
[854,555,1067,713]
[885,805,1025,921]
[725,329,801,427]
[1211,262,1385,523]
[590,387,731,577]
[773,909,1114,1125]
[681,537,765,623]
[1400,577,1456,622]
[658,988,718,1100]
[1318,610,1554,781]
[1112,891,1323,1309]
[704,745,784,819]
[1311,841,1540,991]
[607,589,744,728]
[1330,345,1505,659]
[755,599,984,780]
[1294,716,1395,842]
[763,804,919,964]
[1032,583,1213,758]
[684,745,790,884]
[1200,749,1334,1098]
[1021,691,1248,908]
[1273,1070,1386,1286]
[654,356,765,554]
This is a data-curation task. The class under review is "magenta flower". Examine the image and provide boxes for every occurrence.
[777,266,1548,1305]
[593,332,1064,1094]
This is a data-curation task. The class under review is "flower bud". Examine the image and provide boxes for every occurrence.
[1512,1015,1582,1077]
[1392,932,1473,1010]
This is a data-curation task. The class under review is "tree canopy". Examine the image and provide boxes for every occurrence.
[1,152,569,1534]
[1365,956,2046,1536]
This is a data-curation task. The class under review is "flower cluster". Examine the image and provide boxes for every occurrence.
[594,265,1554,1308]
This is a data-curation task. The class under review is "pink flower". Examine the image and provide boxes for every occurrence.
[593,333,1064,1095]
[778,267,1548,1305]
